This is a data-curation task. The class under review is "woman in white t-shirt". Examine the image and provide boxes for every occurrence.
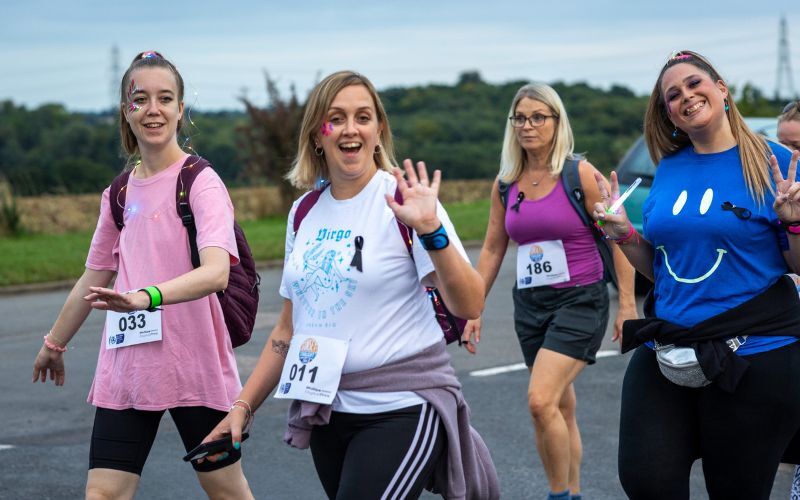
[202,71,500,499]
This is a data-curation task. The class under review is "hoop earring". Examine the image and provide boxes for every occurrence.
[314,146,324,156]
[374,144,382,154]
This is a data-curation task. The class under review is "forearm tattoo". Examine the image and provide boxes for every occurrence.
[271,339,290,358]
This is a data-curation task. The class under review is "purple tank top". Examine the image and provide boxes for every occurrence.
[505,179,603,288]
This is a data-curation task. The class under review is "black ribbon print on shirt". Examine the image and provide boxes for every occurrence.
[350,236,364,272]
[511,192,525,212]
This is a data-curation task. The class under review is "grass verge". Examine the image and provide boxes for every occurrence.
[0,200,490,287]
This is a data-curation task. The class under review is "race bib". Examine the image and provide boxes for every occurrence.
[516,240,570,288]
[105,309,162,349]
[274,334,349,405]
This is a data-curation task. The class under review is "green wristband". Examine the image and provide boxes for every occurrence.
[140,286,163,311]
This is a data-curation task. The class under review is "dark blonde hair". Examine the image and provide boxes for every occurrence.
[286,71,397,189]
[644,50,771,204]
[118,51,185,161]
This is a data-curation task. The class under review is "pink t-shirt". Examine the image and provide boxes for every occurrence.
[85,155,242,411]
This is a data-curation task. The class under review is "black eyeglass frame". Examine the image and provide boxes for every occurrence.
[508,114,559,128]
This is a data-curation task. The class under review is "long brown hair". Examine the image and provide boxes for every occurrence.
[118,51,185,164]
[643,50,771,204]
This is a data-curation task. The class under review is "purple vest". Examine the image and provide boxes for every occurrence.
[505,179,603,287]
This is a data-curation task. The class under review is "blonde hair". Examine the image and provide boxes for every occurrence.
[498,82,576,183]
[286,71,397,190]
[644,50,771,204]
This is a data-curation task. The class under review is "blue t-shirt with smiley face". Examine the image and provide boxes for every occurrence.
[642,141,796,355]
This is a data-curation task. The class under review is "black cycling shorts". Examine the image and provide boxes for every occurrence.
[89,406,240,475]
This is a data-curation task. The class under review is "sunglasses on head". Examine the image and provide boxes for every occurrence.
[783,101,800,114]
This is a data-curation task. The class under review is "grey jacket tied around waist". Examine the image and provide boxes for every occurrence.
[284,340,500,500]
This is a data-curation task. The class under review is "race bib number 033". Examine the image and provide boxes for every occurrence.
[516,239,570,289]
[105,309,162,349]
[274,334,348,405]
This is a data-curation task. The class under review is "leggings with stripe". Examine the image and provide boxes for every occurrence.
[310,403,446,500]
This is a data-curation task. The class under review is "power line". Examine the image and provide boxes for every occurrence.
[776,14,797,99]
[110,45,120,112]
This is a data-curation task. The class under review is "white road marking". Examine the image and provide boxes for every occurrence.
[0,445,15,451]
[469,350,620,377]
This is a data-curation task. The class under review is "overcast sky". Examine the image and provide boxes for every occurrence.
[2,0,798,111]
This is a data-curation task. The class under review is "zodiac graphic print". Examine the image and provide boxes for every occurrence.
[289,226,358,328]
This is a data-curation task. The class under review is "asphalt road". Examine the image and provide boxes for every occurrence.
[0,247,794,499]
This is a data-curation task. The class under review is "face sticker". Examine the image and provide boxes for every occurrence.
[127,79,140,113]
[320,122,334,136]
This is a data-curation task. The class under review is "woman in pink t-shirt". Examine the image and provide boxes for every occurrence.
[31,51,253,499]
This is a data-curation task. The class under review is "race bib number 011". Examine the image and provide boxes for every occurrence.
[516,239,570,289]
[274,334,348,405]
[105,309,162,349]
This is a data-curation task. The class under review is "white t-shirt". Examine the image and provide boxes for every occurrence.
[280,169,469,413]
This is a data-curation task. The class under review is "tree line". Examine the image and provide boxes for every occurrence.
[0,73,787,202]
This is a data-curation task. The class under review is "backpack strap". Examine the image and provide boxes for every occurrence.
[174,156,211,269]
[559,158,618,288]
[109,170,133,230]
[497,180,511,210]
[393,188,414,256]
[292,184,329,234]
[560,158,592,226]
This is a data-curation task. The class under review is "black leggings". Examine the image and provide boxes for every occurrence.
[619,343,800,500]
[310,403,446,500]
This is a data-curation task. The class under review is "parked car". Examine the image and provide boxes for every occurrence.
[613,117,778,293]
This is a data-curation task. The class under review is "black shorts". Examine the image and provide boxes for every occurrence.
[512,280,609,366]
[89,406,240,475]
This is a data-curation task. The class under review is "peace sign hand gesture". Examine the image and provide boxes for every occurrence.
[386,159,442,234]
[591,171,632,239]
[771,150,800,224]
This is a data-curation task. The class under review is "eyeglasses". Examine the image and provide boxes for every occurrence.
[782,101,800,115]
[509,113,558,128]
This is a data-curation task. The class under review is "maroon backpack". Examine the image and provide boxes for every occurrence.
[109,156,260,348]
[293,185,466,345]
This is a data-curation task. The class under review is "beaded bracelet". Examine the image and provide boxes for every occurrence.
[43,334,67,353]
[230,399,253,421]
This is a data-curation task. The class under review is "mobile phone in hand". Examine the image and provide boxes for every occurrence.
[182,432,250,462]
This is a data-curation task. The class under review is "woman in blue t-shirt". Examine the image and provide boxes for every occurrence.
[593,50,800,499]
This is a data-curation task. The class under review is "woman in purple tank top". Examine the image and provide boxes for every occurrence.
[462,82,637,500]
